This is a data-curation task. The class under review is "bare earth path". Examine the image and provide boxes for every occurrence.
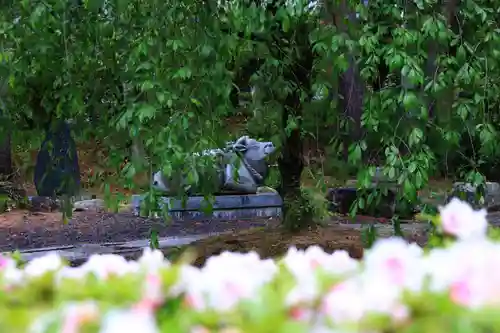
[2,207,499,253]
[0,209,430,252]
[0,210,281,252]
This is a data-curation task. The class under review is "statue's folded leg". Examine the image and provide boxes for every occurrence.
[223,164,258,194]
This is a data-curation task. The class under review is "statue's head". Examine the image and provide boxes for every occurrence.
[152,170,169,192]
[234,136,276,160]
[251,140,275,158]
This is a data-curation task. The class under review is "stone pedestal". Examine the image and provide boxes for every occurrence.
[132,193,283,221]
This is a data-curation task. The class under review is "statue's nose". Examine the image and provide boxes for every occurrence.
[265,145,275,153]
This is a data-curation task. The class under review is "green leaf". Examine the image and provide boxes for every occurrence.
[358,197,365,209]
[409,128,424,147]
[150,229,160,249]
[137,104,157,122]
[173,67,192,79]
[388,167,396,180]
[402,92,418,110]
[348,144,362,164]
[282,14,290,32]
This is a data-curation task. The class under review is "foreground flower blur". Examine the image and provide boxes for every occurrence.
[2,198,500,332]
[438,197,488,240]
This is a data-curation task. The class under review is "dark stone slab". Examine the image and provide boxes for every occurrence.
[326,187,396,218]
[132,193,283,221]
[11,234,210,266]
[34,120,80,197]
[27,196,60,212]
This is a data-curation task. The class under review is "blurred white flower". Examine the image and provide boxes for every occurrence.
[24,253,63,278]
[322,275,408,325]
[178,251,277,312]
[99,309,159,333]
[2,266,24,287]
[56,251,158,283]
[139,248,170,273]
[81,254,140,280]
[357,275,409,322]
[321,279,367,324]
[0,254,15,269]
[426,239,500,308]
[439,198,488,240]
[61,301,100,333]
[284,247,359,305]
[139,272,164,309]
[285,246,359,277]
[363,238,425,292]
[56,266,89,283]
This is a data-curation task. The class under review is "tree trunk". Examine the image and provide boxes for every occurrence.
[329,0,365,162]
[0,132,13,179]
[278,23,315,231]
[339,56,365,159]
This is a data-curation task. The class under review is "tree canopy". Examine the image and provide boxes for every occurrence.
[1,0,500,228]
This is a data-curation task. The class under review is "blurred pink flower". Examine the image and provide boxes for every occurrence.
[177,251,277,312]
[439,198,487,240]
[61,302,99,333]
[363,238,425,292]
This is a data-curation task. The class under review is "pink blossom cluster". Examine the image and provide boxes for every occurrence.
[0,198,495,333]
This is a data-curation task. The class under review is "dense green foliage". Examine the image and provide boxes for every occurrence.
[0,0,499,228]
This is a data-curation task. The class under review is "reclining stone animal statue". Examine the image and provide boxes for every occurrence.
[152,136,276,195]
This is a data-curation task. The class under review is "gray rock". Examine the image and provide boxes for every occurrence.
[73,199,106,212]
[28,196,60,212]
[28,195,102,212]
[345,167,398,189]
[447,182,500,210]
[373,166,399,183]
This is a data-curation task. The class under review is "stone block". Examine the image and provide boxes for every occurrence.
[345,167,399,189]
[27,196,106,213]
[448,182,500,210]
[326,187,396,218]
[34,121,80,197]
[27,196,60,212]
[132,193,283,221]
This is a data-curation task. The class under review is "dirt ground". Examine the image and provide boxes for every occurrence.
[185,225,367,267]
[0,205,431,260]
[0,209,287,252]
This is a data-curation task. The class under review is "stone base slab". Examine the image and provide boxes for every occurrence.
[132,193,283,221]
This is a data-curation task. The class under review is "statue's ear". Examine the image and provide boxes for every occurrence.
[237,135,250,146]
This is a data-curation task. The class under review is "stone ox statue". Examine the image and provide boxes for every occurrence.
[152,136,276,195]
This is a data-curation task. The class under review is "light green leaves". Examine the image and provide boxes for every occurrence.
[173,67,192,79]
[137,104,157,122]
[402,91,419,110]
[409,128,424,147]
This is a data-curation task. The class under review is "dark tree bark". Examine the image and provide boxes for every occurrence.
[338,56,365,159]
[229,58,265,109]
[277,22,315,231]
[0,132,13,178]
[329,0,365,162]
